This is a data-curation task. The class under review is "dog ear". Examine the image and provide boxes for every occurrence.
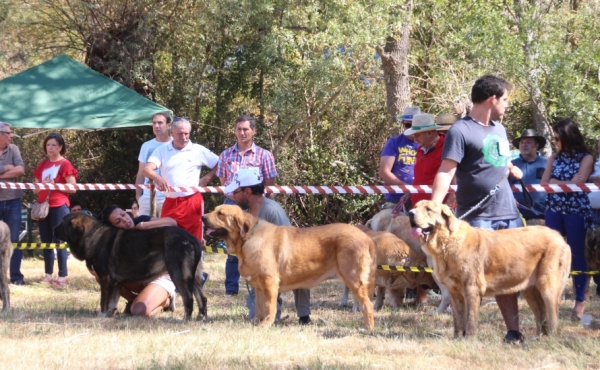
[441,205,460,232]
[235,213,252,239]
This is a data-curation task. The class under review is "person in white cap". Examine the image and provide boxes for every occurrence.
[378,106,420,209]
[224,167,312,325]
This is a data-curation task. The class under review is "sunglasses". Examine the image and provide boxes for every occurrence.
[402,122,412,128]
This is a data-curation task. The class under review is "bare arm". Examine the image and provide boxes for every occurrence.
[378,156,406,185]
[142,163,169,191]
[62,175,77,194]
[199,166,218,187]
[548,154,594,184]
[135,217,178,230]
[431,159,458,203]
[0,164,24,179]
[135,161,146,200]
[540,154,557,185]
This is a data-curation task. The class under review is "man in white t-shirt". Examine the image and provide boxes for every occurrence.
[142,117,219,242]
[135,112,172,216]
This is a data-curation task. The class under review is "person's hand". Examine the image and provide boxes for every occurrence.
[199,177,210,187]
[509,166,523,180]
[153,176,170,192]
[445,193,456,208]
[572,173,586,183]
[3,164,14,172]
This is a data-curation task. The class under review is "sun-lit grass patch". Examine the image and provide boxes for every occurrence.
[1,254,599,369]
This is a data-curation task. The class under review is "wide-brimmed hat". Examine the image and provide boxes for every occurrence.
[224,167,263,194]
[512,129,546,148]
[399,106,421,121]
[435,113,458,131]
[404,114,444,136]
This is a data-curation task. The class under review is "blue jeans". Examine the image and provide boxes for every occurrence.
[0,199,23,282]
[223,197,240,293]
[38,204,69,277]
[545,209,588,302]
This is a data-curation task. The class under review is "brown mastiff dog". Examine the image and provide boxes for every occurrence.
[203,205,376,329]
[409,200,571,338]
[339,225,411,310]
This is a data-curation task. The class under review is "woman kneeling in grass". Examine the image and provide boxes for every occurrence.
[98,204,178,317]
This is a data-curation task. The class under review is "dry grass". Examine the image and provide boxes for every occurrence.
[2,254,600,370]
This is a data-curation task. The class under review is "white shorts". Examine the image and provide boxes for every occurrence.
[138,191,166,216]
[149,273,176,300]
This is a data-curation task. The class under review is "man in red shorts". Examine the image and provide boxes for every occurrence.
[142,117,219,240]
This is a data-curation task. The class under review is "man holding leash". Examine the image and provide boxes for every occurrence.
[135,112,172,217]
[218,115,278,298]
[430,75,525,343]
[225,167,311,325]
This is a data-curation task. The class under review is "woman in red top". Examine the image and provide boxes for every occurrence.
[33,133,78,286]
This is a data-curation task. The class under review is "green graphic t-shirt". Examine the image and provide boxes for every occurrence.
[441,117,519,221]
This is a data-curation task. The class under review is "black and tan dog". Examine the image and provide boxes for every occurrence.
[54,213,206,319]
[409,200,571,338]
[203,205,377,329]
[0,221,12,311]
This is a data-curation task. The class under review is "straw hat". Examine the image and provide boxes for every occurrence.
[435,114,458,131]
[404,114,444,136]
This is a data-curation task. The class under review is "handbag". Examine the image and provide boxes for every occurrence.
[31,160,64,221]
[31,195,50,221]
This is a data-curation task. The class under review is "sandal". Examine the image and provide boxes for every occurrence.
[53,277,68,287]
[41,274,53,284]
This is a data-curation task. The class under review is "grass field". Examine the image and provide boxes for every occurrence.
[1,253,600,370]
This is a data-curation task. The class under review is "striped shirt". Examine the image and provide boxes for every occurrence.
[217,143,278,185]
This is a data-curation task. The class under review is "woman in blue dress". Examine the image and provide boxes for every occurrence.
[541,118,594,320]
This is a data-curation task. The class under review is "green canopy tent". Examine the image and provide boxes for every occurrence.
[0,54,171,129]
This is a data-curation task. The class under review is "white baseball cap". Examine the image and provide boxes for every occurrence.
[224,167,264,194]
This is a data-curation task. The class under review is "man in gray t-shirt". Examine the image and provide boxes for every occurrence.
[0,122,26,284]
[224,167,312,325]
[430,76,525,344]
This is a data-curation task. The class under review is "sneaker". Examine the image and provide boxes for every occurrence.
[53,277,68,287]
[201,272,209,290]
[41,274,53,284]
[503,330,525,344]
[224,290,238,298]
[10,280,25,286]
[298,315,312,325]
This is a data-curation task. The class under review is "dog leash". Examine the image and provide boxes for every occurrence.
[519,179,535,209]
[458,173,510,221]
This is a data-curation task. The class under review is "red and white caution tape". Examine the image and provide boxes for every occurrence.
[2,181,600,194]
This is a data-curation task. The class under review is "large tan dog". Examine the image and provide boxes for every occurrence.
[409,200,571,338]
[203,205,377,329]
[339,225,411,310]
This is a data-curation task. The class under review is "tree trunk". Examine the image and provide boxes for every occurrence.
[514,0,552,157]
[375,0,413,136]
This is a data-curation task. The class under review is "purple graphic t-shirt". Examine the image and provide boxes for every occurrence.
[381,134,417,202]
